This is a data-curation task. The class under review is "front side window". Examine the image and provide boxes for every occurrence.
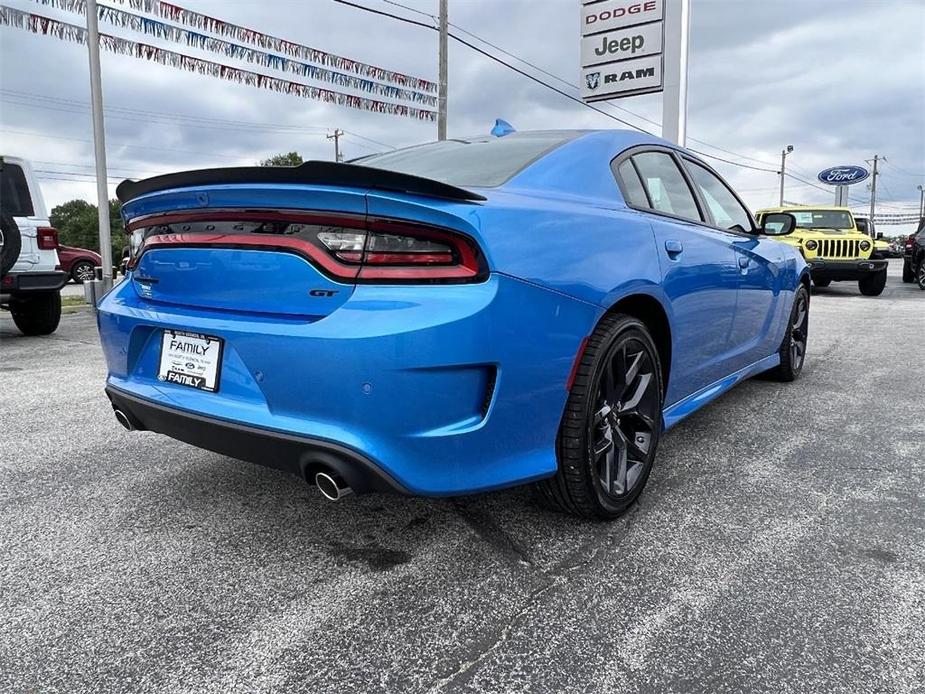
[631,152,702,222]
[685,160,753,232]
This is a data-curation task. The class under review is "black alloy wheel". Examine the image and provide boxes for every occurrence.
[917,261,925,290]
[590,336,660,501]
[538,314,663,520]
[764,284,809,382]
[72,260,96,284]
[789,289,808,371]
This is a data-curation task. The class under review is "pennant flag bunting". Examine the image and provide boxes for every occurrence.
[116,0,437,93]
[0,6,437,121]
[31,0,437,106]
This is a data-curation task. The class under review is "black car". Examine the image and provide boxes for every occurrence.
[906,220,925,289]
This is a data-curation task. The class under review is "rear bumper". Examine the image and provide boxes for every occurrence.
[807,259,887,280]
[106,385,407,494]
[1,270,67,296]
[96,272,601,496]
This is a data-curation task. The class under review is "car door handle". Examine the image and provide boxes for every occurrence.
[665,240,683,256]
[738,255,750,269]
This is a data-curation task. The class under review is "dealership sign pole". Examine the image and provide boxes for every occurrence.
[660,0,689,145]
[580,0,689,145]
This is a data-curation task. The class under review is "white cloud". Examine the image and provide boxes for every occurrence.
[1,0,922,233]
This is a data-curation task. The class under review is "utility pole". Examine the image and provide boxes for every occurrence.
[437,0,448,140]
[867,155,883,227]
[917,184,924,218]
[661,0,690,145]
[327,129,344,162]
[779,144,793,207]
[85,0,112,290]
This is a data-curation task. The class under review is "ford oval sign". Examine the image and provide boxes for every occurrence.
[817,165,870,186]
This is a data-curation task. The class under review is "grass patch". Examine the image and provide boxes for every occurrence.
[61,295,88,308]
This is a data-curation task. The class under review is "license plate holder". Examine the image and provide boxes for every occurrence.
[157,329,223,392]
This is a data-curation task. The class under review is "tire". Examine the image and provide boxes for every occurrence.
[765,285,809,382]
[71,260,96,284]
[813,278,831,288]
[917,261,925,291]
[537,314,664,520]
[858,269,887,296]
[10,291,62,336]
[902,260,914,283]
[0,214,22,278]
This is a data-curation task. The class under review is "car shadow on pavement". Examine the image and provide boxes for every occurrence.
[120,444,607,576]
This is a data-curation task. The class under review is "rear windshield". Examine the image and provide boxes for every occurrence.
[353,132,578,188]
[0,161,35,217]
[791,210,854,230]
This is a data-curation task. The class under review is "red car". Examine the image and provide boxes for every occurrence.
[57,244,101,283]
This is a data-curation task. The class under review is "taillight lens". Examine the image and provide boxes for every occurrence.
[126,211,486,284]
[356,220,482,282]
[37,227,59,250]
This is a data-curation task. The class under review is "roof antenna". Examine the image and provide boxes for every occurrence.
[490,119,516,137]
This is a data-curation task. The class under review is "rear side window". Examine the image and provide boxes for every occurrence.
[0,162,35,217]
[631,152,702,222]
[685,160,753,232]
[615,159,650,207]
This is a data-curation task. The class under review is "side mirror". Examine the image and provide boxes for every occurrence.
[760,212,796,236]
[876,231,883,240]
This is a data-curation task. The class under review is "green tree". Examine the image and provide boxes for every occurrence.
[259,152,304,167]
[50,199,125,267]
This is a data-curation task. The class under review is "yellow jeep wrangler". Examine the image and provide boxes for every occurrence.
[755,206,888,296]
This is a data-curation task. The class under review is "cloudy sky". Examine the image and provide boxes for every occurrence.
[1,0,923,233]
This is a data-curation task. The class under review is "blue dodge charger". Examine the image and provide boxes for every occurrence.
[99,129,809,519]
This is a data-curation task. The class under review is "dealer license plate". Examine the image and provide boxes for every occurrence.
[157,329,223,392]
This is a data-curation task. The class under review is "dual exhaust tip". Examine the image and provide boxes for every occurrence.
[114,409,135,431]
[314,471,353,502]
[113,408,353,502]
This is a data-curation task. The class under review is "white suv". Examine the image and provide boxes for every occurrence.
[1,156,68,335]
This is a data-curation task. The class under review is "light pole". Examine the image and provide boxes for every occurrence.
[437,0,448,140]
[918,184,924,218]
[85,0,113,290]
[779,145,793,207]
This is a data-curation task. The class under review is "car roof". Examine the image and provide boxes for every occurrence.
[500,128,687,201]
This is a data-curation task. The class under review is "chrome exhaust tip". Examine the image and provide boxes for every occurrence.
[114,409,135,431]
[315,471,353,501]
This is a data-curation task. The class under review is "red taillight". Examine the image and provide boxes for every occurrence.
[128,211,486,284]
[37,227,59,250]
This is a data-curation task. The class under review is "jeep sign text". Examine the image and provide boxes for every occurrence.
[580,22,663,68]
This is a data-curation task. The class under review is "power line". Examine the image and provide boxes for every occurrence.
[448,17,783,169]
[1,127,243,160]
[334,0,801,175]
[881,160,925,178]
[333,0,652,132]
[1,90,398,152]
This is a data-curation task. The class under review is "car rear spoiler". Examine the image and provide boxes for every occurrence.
[115,161,487,204]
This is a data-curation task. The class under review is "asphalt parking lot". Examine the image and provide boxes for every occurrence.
[1,260,923,693]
